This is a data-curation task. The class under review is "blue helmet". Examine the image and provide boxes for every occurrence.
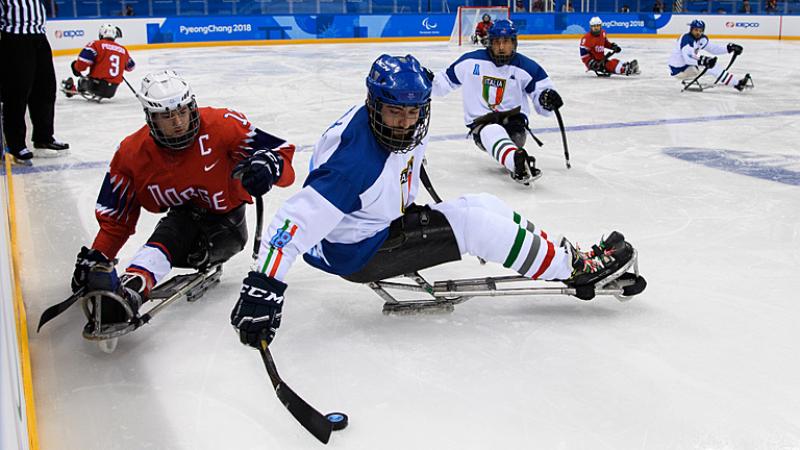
[366,54,432,153]
[689,19,705,31]
[487,19,518,66]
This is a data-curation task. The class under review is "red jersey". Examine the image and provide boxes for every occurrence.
[475,20,492,37]
[579,30,613,67]
[73,39,135,84]
[91,107,296,258]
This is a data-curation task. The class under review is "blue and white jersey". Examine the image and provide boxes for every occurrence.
[254,105,426,281]
[432,49,555,126]
[668,32,728,75]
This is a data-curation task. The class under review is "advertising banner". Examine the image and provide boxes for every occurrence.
[47,18,161,50]
[656,15,781,37]
[146,13,453,43]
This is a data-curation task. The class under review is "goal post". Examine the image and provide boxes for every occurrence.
[449,6,510,47]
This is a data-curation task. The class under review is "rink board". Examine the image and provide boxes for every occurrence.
[47,13,800,54]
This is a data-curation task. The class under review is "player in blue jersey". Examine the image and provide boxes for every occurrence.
[668,20,751,91]
[229,54,639,348]
[430,19,563,185]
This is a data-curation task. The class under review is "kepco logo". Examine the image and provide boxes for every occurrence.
[55,29,85,38]
[725,21,759,28]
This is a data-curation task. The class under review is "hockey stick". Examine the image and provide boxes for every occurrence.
[122,77,139,98]
[420,164,443,203]
[37,288,86,332]
[253,196,264,259]
[554,108,571,169]
[712,52,740,84]
[249,195,345,444]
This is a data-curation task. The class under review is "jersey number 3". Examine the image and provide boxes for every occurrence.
[109,54,120,77]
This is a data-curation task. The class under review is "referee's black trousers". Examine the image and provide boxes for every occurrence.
[0,32,56,151]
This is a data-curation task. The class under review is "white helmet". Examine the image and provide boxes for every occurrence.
[589,16,603,26]
[138,70,200,150]
[98,23,121,40]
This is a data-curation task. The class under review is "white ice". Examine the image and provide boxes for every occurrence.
[16,39,800,449]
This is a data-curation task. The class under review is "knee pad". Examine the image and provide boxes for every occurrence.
[343,205,462,283]
[503,114,529,148]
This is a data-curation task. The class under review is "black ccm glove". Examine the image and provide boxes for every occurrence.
[610,43,622,53]
[538,88,563,112]
[727,43,743,55]
[232,149,284,197]
[231,271,286,348]
[698,56,717,68]
[71,246,112,293]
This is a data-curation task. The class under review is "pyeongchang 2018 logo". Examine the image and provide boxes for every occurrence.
[54,29,85,38]
[725,21,760,28]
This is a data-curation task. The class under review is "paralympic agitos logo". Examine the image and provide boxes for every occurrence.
[725,21,760,28]
[54,29,85,38]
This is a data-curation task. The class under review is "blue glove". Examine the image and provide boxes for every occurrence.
[231,271,286,348]
[233,149,283,197]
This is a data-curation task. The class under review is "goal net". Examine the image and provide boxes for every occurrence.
[449,6,510,46]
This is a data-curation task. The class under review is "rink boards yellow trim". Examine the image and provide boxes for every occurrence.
[50,33,797,56]
[3,155,40,450]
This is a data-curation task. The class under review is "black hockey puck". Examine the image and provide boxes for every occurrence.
[325,412,348,431]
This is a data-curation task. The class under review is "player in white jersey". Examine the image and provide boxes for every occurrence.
[229,54,639,349]
[668,19,752,91]
[430,19,563,185]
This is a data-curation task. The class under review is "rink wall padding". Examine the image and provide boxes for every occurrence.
[48,13,800,55]
[0,155,38,450]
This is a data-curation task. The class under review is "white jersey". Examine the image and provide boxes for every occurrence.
[432,49,555,126]
[668,32,728,75]
[255,105,426,281]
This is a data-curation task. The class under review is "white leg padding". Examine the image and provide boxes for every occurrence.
[430,194,572,280]
[478,123,518,172]
[126,244,173,285]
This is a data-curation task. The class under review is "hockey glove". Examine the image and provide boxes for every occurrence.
[231,271,286,348]
[539,89,563,112]
[70,61,83,77]
[233,149,283,197]
[588,59,604,72]
[422,67,435,82]
[697,56,717,68]
[727,43,743,55]
[72,246,112,293]
[610,43,622,53]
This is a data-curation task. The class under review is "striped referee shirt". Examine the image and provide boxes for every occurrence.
[0,0,47,34]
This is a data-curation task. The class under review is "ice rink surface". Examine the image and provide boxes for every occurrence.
[14,38,800,449]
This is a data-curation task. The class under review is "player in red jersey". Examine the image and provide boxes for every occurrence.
[580,17,640,76]
[70,70,296,326]
[61,23,135,101]
[472,14,493,46]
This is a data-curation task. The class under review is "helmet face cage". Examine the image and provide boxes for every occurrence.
[144,99,200,151]
[482,14,491,22]
[366,95,431,154]
[589,17,603,35]
[487,20,518,66]
[488,36,517,66]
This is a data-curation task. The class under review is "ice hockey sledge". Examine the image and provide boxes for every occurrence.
[366,249,646,315]
[81,265,222,352]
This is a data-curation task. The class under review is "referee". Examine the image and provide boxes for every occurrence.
[1,0,69,163]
